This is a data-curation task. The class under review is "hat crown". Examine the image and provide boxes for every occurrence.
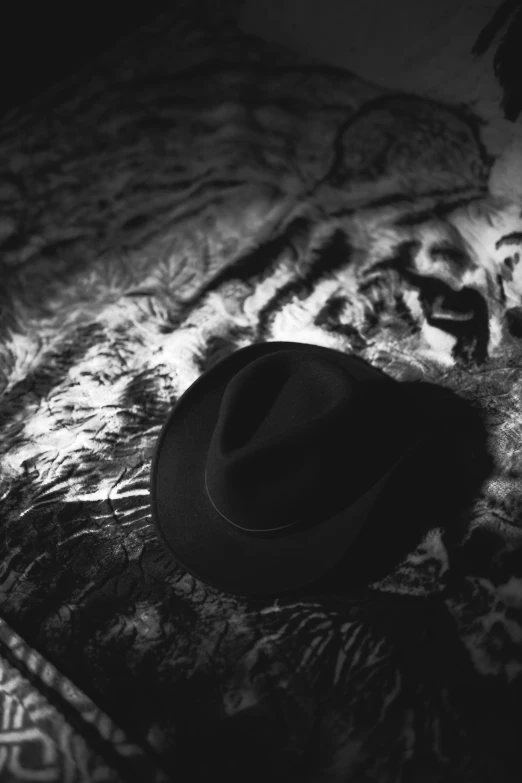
[204,350,386,533]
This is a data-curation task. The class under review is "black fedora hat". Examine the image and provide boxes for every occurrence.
[150,341,452,598]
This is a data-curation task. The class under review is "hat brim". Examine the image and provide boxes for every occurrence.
[150,341,428,598]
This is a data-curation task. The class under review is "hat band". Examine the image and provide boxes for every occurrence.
[204,468,301,535]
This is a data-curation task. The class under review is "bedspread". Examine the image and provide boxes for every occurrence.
[1,4,522,782]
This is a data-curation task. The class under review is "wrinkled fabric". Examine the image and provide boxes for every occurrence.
[0,6,521,782]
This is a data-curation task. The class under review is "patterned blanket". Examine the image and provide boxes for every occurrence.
[1,5,522,782]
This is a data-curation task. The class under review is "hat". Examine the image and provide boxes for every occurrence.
[150,341,450,598]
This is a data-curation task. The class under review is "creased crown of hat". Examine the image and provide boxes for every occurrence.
[204,351,407,534]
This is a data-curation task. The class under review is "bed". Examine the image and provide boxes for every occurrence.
[1,2,521,781]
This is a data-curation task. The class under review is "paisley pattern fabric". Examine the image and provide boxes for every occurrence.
[0,620,169,782]
[1,5,522,782]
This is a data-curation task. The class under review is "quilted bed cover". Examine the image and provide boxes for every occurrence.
[1,3,522,782]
